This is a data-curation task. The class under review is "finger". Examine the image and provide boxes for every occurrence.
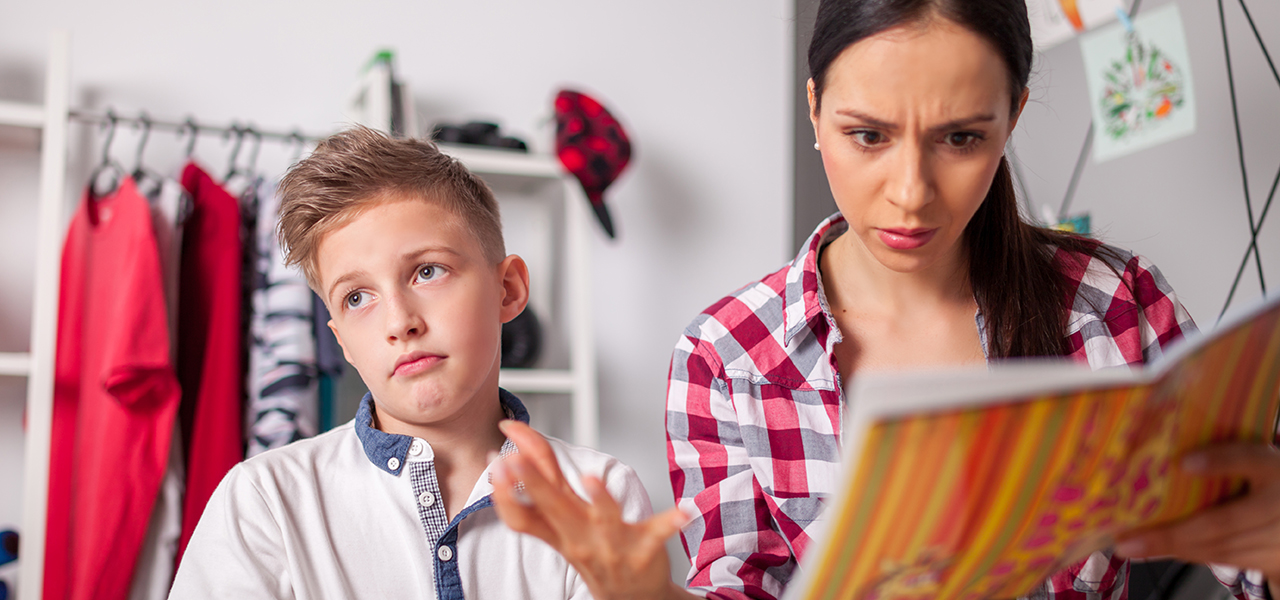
[499,420,567,485]
[1122,516,1280,571]
[582,475,623,523]
[1117,491,1280,558]
[1181,443,1280,480]
[491,461,558,542]
[505,451,590,532]
[644,506,692,542]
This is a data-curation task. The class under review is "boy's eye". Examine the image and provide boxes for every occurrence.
[345,291,367,309]
[415,265,440,283]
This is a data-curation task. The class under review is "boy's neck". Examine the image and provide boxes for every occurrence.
[371,387,509,518]
[371,388,508,469]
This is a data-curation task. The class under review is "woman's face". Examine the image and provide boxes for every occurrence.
[809,17,1027,275]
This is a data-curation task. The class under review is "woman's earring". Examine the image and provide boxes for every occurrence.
[814,142,821,151]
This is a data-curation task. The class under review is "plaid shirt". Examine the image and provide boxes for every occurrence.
[666,214,1271,600]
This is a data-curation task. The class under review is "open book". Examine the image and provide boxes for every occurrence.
[785,293,1280,600]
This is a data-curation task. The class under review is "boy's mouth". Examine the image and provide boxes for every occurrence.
[393,351,444,377]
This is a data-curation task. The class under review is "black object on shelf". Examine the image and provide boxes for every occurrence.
[0,530,15,567]
[501,306,543,369]
[431,121,528,152]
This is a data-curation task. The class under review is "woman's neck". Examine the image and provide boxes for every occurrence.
[820,229,974,318]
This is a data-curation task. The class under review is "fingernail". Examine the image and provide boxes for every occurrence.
[498,420,514,434]
[486,450,499,464]
[1115,539,1144,557]
[1181,453,1207,474]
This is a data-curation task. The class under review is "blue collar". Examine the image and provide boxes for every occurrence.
[354,388,531,476]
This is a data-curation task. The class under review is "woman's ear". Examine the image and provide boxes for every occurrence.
[497,255,530,324]
[807,78,821,143]
[1010,86,1030,132]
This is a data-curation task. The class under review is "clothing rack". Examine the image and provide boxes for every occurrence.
[68,109,323,144]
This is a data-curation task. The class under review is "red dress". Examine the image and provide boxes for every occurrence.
[45,177,181,600]
[175,162,244,566]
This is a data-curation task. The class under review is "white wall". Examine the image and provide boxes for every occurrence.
[0,0,793,579]
[1012,0,1279,326]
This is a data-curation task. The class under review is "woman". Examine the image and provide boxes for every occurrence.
[491,1,1280,599]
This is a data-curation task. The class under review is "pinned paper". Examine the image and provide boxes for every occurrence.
[1028,0,1127,50]
[1080,3,1196,163]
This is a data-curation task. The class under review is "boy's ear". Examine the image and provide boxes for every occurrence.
[497,255,530,324]
[328,319,356,366]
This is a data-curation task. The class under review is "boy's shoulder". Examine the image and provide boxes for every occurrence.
[230,421,361,486]
[541,434,654,523]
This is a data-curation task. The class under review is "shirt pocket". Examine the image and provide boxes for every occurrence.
[727,376,842,500]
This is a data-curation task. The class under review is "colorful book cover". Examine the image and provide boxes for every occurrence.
[785,294,1280,600]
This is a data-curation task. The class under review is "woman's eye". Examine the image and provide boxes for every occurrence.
[851,130,885,146]
[415,265,440,283]
[345,291,367,309]
[944,132,980,148]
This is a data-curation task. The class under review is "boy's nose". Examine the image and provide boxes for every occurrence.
[385,293,426,341]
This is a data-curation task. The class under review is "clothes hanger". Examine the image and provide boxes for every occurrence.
[242,126,263,178]
[223,124,246,182]
[130,111,166,186]
[179,117,199,159]
[288,130,307,165]
[89,108,125,198]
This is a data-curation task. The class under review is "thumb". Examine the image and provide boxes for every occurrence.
[1181,443,1280,480]
[645,506,692,542]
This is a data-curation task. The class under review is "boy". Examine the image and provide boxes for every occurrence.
[168,126,653,599]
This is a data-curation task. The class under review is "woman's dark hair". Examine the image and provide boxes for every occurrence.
[809,0,1117,359]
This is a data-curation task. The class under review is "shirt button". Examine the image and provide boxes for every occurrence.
[419,491,435,508]
[409,439,425,456]
[437,545,454,562]
[387,457,401,471]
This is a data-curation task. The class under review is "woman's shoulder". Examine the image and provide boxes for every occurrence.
[680,262,793,339]
[1047,239,1197,366]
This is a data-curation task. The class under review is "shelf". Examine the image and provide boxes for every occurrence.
[439,144,562,179]
[0,101,45,128]
[0,352,31,376]
[498,368,576,394]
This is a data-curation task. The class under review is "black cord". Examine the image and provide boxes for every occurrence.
[1056,0,1145,223]
[1057,124,1093,222]
[1217,0,1270,321]
[1236,0,1280,88]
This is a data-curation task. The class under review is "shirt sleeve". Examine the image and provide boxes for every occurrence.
[168,465,293,599]
[666,332,793,600]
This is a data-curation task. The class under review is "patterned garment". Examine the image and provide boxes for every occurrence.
[666,214,1271,600]
[245,179,319,457]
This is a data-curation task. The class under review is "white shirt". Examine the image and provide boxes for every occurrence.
[169,391,652,599]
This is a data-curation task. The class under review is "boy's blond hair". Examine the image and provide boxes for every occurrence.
[277,125,505,292]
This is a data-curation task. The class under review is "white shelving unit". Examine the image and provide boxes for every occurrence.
[440,143,599,449]
[2,37,599,598]
[3,31,70,600]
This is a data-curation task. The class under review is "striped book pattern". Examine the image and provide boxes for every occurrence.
[804,304,1280,600]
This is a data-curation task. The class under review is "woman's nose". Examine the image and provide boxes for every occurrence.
[885,142,934,211]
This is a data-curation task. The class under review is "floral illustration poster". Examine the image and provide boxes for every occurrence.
[1027,0,1127,50]
[1080,3,1197,163]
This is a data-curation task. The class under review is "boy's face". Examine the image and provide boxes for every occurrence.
[317,195,527,436]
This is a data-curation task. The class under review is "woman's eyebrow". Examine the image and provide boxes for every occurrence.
[834,109,997,133]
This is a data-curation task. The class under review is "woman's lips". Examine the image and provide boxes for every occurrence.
[877,228,937,250]
[394,355,443,377]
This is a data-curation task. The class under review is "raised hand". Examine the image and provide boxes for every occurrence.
[490,420,699,600]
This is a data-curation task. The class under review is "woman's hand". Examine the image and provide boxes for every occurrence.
[490,420,699,600]
[1115,443,1280,598]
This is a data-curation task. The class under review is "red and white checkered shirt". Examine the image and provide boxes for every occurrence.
[666,214,1270,600]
